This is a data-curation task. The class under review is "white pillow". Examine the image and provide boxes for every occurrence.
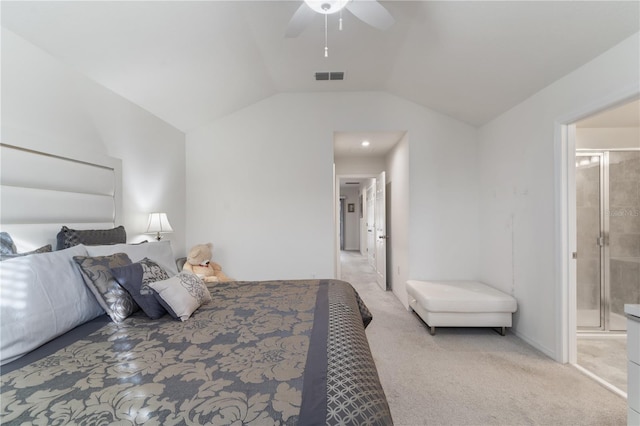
[149,272,211,321]
[86,240,178,276]
[0,244,104,365]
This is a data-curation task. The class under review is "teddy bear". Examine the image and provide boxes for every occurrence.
[182,243,231,283]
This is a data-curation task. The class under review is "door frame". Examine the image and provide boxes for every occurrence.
[556,87,639,364]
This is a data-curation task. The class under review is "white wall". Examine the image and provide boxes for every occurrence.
[386,134,410,301]
[186,93,334,280]
[576,127,640,149]
[334,156,385,175]
[407,107,480,308]
[478,33,640,359]
[186,91,479,289]
[340,187,360,251]
[1,29,187,256]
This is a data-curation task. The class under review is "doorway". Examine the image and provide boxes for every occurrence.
[333,130,405,289]
[566,98,640,395]
[336,173,387,289]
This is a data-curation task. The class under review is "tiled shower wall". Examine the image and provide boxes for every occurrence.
[609,151,640,317]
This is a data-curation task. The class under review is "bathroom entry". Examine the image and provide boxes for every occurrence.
[576,150,640,331]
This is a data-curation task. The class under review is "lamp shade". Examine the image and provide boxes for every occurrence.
[146,213,173,240]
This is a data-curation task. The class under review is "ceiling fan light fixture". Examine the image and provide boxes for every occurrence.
[304,0,350,15]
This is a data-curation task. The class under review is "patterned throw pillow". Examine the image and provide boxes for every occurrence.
[111,258,170,319]
[73,252,136,322]
[0,244,52,261]
[87,240,178,276]
[149,272,211,321]
[57,226,126,250]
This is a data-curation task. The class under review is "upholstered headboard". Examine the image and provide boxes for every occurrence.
[0,143,122,251]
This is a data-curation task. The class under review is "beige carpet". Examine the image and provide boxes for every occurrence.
[340,251,627,426]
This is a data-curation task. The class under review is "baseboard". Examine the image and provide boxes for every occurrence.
[513,329,558,361]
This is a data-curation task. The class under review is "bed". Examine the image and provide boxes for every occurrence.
[1,276,391,424]
[0,144,392,424]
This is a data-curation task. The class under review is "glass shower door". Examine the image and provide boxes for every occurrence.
[577,150,640,331]
[576,153,604,329]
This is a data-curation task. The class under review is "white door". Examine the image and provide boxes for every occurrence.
[366,183,376,267]
[375,171,387,290]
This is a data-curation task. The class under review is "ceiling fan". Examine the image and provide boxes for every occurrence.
[285,0,395,39]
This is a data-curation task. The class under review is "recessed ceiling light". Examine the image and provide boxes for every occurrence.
[362,140,370,147]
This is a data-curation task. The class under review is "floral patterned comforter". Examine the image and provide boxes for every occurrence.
[1,279,392,425]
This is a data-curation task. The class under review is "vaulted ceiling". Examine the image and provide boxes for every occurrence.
[2,1,639,134]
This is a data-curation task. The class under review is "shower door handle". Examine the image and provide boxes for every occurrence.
[596,234,608,247]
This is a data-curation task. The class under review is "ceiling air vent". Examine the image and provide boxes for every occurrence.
[315,71,344,81]
[345,182,360,185]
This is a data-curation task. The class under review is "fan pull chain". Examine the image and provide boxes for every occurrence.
[339,10,343,31]
[324,14,329,57]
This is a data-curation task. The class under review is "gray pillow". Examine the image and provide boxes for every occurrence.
[86,240,179,276]
[111,258,170,320]
[74,253,136,322]
[0,244,52,261]
[0,232,17,255]
[57,226,126,250]
[149,272,211,321]
[1,244,104,365]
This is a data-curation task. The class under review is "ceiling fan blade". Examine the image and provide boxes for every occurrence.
[285,3,317,38]
[346,0,395,31]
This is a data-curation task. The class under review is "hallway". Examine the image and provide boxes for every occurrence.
[340,250,379,289]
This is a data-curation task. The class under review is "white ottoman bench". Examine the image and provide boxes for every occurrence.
[406,280,517,335]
